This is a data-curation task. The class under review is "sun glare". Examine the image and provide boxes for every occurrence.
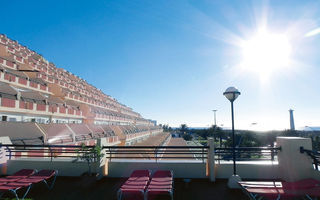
[241,29,292,81]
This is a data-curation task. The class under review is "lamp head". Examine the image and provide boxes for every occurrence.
[223,87,241,102]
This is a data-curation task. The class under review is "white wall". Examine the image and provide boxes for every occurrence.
[107,161,207,178]
[215,162,279,179]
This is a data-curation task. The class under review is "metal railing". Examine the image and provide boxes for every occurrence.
[300,146,320,171]
[103,146,209,163]
[0,144,281,163]
[0,144,96,161]
[215,147,281,161]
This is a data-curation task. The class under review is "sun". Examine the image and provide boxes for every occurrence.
[241,29,292,80]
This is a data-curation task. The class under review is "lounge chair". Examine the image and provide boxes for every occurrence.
[0,169,58,200]
[0,169,36,183]
[146,170,174,200]
[239,179,320,200]
[0,169,36,200]
[117,170,151,200]
[11,169,58,190]
[0,182,32,200]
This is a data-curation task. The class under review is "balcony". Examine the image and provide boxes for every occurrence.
[0,137,318,199]
[0,69,52,94]
[0,97,83,119]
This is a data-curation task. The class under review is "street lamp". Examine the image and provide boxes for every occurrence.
[223,86,241,188]
[212,110,217,126]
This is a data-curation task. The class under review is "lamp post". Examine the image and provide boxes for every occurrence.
[212,110,217,126]
[223,86,241,188]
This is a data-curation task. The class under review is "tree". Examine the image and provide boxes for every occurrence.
[182,133,192,141]
[76,143,104,176]
[180,124,188,134]
[214,126,224,147]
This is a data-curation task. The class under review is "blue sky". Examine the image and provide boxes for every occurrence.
[2,0,320,129]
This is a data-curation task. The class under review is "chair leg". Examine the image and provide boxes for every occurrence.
[169,190,173,200]
[44,171,58,190]
[117,189,122,200]
[144,190,148,200]
[22,184,32,200]
[9,189,20,200]
[305,195,315,200]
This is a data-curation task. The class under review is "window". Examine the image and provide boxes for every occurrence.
[9,118,16,122]
[2,116,7,121]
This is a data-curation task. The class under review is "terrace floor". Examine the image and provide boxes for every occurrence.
[4,177,248,200]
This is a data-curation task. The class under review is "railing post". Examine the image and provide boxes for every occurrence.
[155,147,158,163]
[207,137,215,182]
[97,138,108,179]
[109,148,112,162]
[271,147,275,161]
[313,157,319,171]
[202,147,204,163]
[49,146,53,162]
[6,146,12,160]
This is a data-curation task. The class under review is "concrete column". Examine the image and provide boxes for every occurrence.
[15,100,19,109]
[96,138,108,179]
[0,136,12,175]
[276,137,314,182]
[207,137,215,182]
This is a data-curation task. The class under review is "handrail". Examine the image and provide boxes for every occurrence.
[215,146,281,162]
[0,144,95,148]
[0,143,96,161]
[216,147,281,151]
[0,143,280,162]
[102,146,209,149]
[300,146,320,170]
[103,145,208,162]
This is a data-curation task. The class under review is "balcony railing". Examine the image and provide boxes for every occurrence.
[0,144,281,163]
[103,146,209,162]
[1,144,96,162]
[215,147,281,162]
[300,146,320,171]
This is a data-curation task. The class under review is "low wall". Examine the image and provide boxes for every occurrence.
[107,161,207,178]
[215,162,279,179]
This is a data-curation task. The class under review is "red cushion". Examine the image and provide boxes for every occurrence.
[128,176,149,182]
[0,178,21,183]
[121,188,144,192]
[283,179,320,189]
[7,182,31,187]
[153,170,172,178]
[130,170,150,178]
[151,177,173,182]
[33,170,55,178]
[123,180,148,185]
[12,169,35,177]
[147,189,172,194]
[150,180,172,185]
[148,185,172,189]
[121,185,146,190]
[16,177,44,184]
